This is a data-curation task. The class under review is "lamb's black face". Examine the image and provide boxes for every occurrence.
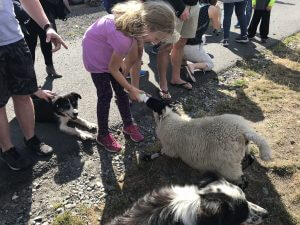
[146,97,169,115]
[197,177,268,225]
[53,92,81,120]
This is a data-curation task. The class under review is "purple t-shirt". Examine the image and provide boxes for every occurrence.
[82,14,134,73]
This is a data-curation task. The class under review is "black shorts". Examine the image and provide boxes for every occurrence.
[0,39,38,108]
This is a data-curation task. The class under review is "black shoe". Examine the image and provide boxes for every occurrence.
[247,35,254,40]
[46,65,62,78]
[0,147,32,171]
[235,35,249,43]
[261,38,267,43]
[222,39,229,47]
[24,135,53,156]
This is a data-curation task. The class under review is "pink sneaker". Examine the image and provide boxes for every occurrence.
[97,134,122,153]
[123,124,144,142]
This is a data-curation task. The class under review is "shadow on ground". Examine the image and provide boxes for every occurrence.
[0,118,95,224]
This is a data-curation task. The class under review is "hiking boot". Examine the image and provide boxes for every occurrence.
[46,65,62,78]
[235,35,249,43]
[24,135,53,156]
[97,133,122,153]
[222,39,229,47]
[123,124,144,142]
[0,147,32,171]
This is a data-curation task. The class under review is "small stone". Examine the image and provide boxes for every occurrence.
[290,140,295,145]
[56,208,63,213]
[12,193,19,201]
[33,216,42,222]
[65,203,75,209]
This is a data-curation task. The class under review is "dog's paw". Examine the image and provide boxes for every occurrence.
[79,132,94,140]
[87,123,97,130]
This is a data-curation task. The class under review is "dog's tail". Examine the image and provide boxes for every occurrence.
[244,131,272,161]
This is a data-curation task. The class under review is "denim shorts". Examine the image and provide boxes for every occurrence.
[0,39,38,107]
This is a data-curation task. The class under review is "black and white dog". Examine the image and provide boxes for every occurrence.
[33,92,97,140]
[106,173,268,225]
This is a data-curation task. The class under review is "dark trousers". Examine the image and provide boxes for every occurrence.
[248,9,270,39]
[24,19,56,66]
[223,0,247,39]
[91,73,133,136]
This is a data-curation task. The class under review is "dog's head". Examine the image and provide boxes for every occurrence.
[194,174,268,225]
[52,92,81,120]
[145,97,172,123]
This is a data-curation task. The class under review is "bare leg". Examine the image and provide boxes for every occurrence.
[0,107,14,151]
[12,95,35,140]
[157,43,172,96]
[130,60,141,89]
[170,38,192,89]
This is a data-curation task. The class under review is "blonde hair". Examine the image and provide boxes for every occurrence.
[112,0,175,37]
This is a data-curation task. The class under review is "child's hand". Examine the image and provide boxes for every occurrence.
[128,86,144,102]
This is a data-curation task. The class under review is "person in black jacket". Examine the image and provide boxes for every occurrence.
[157,0,199,100]
[23,0,63,78]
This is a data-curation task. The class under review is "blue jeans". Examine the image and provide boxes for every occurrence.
[223,0,247,39]
[236,0,252,27]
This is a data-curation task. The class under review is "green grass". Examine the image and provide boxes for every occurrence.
[52,212,84,225]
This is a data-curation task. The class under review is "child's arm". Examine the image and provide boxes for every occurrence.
[108,51,143,101]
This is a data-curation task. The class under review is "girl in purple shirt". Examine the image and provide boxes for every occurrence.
[82,0,175,153]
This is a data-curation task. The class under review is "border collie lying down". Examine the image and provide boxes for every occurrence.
[33,92,97,140]
[106,173,268,225]
[141,96,271,186]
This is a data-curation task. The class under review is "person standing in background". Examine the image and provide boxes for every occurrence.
[22,0,70,78]
[235,0,252,29]
[248,0,275,43]
[157,0,200,100]
[220,0,249,47]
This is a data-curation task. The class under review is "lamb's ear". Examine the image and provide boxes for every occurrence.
[70,92,81,100]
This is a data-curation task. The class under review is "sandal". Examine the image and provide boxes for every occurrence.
[185,65,196,83]
[158,89,171,100]
[170,82,192,90]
